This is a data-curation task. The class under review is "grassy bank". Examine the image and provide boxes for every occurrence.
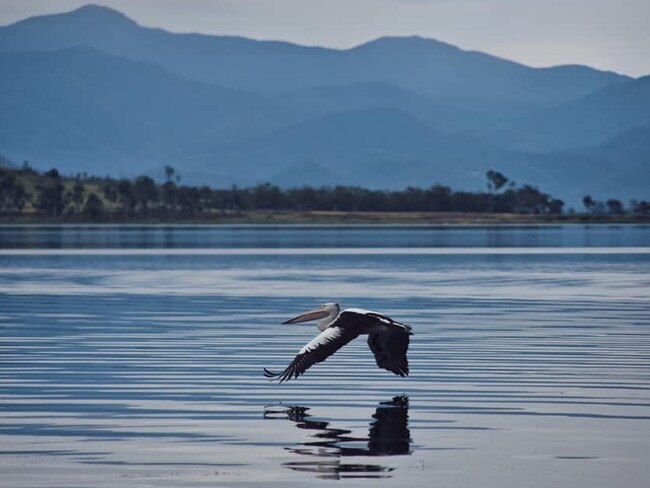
[2,210,649,225]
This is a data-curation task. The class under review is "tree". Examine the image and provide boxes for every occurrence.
[229,184,250,210]
[101,182,119,203]
[66,180,85,213]
[117,179,135,213]
[426,184,452,212]
[164,165,176,183]
[486,170,509,192]
[34,169,65,216]
[606,199,624,215]
[583,195,595,213]
[513,185,548,214]
[548,198,564,214]
[0,170,29,213]
[133,176,158,213]
[163,165,180,184]
[251,183,285,210]
[161,181,177,210]
[83,192,104,219]
[20,161,36,175]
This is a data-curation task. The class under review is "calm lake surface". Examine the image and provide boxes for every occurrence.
[1,224,649,487]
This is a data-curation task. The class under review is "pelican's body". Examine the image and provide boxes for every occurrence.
[264,303,412,382]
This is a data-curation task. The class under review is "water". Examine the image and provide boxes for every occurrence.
[1,224,649,487]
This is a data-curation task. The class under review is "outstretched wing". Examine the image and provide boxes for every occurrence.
[264,326,359,383]
[342,309,412,335]
[367,328,410,377]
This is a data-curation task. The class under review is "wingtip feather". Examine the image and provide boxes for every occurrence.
[263,367,280,379]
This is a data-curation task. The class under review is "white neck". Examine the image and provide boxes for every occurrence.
[317,308,340,331]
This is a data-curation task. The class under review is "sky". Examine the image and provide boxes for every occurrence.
[1,0,648,76]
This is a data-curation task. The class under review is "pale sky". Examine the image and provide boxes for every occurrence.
[1,0,648,76]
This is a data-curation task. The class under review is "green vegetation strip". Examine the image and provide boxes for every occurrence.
[1,165,648,223]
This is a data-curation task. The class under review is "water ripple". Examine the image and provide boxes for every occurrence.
[1,227,650,487]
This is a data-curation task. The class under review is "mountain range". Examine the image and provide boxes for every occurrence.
[0,4,648,205]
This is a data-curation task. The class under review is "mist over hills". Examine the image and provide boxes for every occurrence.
[0,4,648,205]
[519,76,650,150]
[0,47,297,175]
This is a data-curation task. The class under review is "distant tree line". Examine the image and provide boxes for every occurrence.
[582,194,649,216]
[1,164,648,219]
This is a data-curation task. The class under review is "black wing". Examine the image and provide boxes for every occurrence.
[367,328,410,377]
[264,326,359,383]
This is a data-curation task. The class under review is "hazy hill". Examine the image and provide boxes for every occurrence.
[0,48,297,174]
[570,124,650,200]
[0,5,628,108]
[517,76,650,150]
[589,123,650,169]
[273,82,451,125]
[0,4,647,205]
[189,107,516,190]
[486,124,650,206]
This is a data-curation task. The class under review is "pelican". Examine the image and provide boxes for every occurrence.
[264,303,412,382]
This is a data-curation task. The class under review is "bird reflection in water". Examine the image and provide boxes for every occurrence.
[264,396,411,479]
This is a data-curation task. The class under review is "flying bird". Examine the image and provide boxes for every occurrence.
[264,303,412,382]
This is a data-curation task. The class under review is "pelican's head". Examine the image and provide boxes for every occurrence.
[282,302,340,324]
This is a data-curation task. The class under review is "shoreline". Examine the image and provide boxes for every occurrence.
[1,211,649,225]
